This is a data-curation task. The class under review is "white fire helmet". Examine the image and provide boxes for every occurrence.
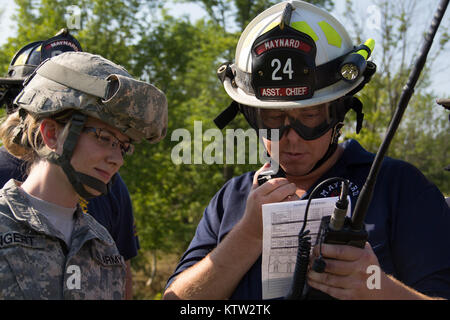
[218,0,376,110]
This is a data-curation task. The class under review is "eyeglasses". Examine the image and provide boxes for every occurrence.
[83,126,134,156]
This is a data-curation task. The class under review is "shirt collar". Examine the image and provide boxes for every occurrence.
[1,179,113,245]
[338,139,375,166]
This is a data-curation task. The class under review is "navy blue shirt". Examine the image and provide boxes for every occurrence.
[167,139,450,299]
[0,146,139,260]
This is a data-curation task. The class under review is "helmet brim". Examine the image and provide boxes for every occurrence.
[223,74,364,109]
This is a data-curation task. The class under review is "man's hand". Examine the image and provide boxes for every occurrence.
[164,163,298,300]
[239,163,298,241]
[307,242,383,300]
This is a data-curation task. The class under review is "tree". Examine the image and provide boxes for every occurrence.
[0,0,159,74]
[341,0,449,194]
[176,0,334,31]
[2,0,447,300]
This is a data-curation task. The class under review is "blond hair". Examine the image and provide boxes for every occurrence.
[0,111,42,164]
[0,110,75,165]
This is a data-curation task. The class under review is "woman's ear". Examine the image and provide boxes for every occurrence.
[39,119,61,151]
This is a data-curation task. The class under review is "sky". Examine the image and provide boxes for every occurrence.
[0,0,448,97]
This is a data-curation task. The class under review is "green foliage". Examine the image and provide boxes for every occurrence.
[176,0,334,30]
[0,0,159,74]
[0,0,270,256]
[342,0,450,194]
[119,15,241,252]
[1,1,448,290]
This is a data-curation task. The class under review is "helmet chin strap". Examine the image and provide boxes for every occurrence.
[306,123,343,174]
[44,112,111,199]
[304,96,363,174]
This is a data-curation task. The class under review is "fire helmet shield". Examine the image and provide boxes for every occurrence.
[40,31,82,61]
[3,30,82,82]
[251,23,316,101]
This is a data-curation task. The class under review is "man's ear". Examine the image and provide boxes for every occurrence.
[39,119,61,150]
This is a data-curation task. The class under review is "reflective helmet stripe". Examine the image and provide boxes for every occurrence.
[318,21,342,48]
[291,21,318,41]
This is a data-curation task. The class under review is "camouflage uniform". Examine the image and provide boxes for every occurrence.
[0,52,168,299]
[0,180,125,300]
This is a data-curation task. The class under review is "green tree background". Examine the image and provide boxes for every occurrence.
[0,0,448,299]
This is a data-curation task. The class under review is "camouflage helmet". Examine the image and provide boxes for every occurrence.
[14,51,168,144]
[13,51,168,199]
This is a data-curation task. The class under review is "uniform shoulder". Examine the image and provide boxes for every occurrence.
[212,171,255,202]
[223,171,255,190]
[0,190,26,234]
[206,171,255,214]
[381,156,432,187]
[341,139,426,179]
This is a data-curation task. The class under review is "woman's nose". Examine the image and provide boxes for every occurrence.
[107,147,124,168]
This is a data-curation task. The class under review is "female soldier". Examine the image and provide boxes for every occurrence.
[0,51,167,299]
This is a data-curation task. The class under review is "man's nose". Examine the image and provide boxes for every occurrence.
[283,125,305,143]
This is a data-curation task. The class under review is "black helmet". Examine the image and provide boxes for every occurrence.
[0,29,82,114]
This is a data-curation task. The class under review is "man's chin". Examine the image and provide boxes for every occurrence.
[281,163,314,177]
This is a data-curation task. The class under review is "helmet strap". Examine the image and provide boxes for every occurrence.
[303,96,364,174]
[213,100,240,130]
[306,122,343,174]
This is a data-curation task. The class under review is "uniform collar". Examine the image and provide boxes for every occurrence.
[1,179,49,234]
[1,179,113,245]
[296,139,375,200]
